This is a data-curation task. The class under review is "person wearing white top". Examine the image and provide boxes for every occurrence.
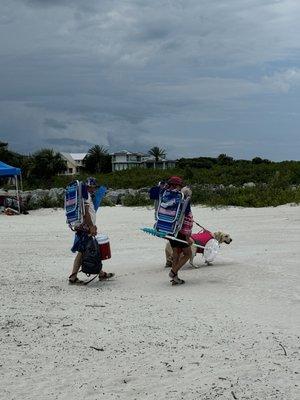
[68,177,114,284]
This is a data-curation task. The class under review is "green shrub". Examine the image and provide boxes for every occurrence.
[122,193,153,207]
[20,157,300,208]
[28,196,64,210]
[100,197,115,207]
[23,159,300,191]
[191,185,300,207]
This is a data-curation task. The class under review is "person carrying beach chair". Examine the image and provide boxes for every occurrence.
[153,176,194,285]
[67,177,114,285]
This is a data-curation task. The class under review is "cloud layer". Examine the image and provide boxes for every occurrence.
[1,0,300,159]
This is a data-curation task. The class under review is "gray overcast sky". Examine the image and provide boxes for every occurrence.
[1,0,300,160]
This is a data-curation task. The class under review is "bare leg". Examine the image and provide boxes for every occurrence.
[165,242,173,267]
[171,248,180,272]
[69,252,82,281]
[171,246,192,275]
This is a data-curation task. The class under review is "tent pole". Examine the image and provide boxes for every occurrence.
[15,175,20,214]
[20,173,23,191]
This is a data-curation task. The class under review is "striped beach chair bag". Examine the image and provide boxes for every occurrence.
[64,180,86,230]
[154,189,187,236]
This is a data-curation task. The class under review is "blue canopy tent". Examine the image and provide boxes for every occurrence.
[0,161,22,213]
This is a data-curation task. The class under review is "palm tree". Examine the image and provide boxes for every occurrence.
[29,149,66,179]
[148,146,166,169]
[148,146,166,161]
[84,145,111,173]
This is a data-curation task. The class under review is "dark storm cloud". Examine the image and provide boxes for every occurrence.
[45,138,96,153]
[45,137,94,147]
[19,0,85,7]
[24,0,68,5]
[17,0,103,13]
[1,0,300,159]
[44,118,67,130]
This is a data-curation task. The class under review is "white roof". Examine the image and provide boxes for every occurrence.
[111,150,147,156]
[111,150,131,155]
[61,152,76,165]
[69,153,87,161]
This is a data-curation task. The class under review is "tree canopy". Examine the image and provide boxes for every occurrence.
[28,149,66,179]
[148,146,166,162]
[84,145,112,173]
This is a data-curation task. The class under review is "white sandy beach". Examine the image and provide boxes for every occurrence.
[0,205,299,400]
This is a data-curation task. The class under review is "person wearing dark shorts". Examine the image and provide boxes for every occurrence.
[166,178,194,285]
[168,232,190,249]
[168,232,193,285]
[68,177,114,284]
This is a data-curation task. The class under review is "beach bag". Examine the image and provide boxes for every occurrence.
[149,181,167,200]
[81,237,103,275]
[149,186,160,200]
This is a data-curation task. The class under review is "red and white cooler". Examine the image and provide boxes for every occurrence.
[96,234,111,260]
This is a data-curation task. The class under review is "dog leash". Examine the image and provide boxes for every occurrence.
[194,221,210,231]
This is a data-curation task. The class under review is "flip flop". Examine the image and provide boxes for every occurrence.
[171,277,185,285]
[99,272,115,281]
[68,276,84,285]
[168,270,185,285]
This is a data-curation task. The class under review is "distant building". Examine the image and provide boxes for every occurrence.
[111,150,176,171]
[61,153,87,175]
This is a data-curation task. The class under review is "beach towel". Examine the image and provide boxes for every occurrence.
[92,185,106,211]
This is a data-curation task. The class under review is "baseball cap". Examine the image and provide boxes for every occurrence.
[85,177,97,187]
[168,176,183,187]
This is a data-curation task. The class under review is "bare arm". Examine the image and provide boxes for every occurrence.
[83,205,97,235]
[182,232,194,245]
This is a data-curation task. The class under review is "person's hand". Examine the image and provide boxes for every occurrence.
[187,237,194,246]
[90,225,97,236]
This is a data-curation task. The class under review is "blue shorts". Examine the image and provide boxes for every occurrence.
[71,232,89,253]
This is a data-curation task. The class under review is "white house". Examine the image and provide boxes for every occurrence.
[61,153,87,175]
[111,150,176,171]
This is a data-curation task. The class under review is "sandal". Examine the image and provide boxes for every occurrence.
[68,276,84,285]
[69,274,84,285]
[99,272,115,281]
[171,276,185,285]
[168,270,185,285]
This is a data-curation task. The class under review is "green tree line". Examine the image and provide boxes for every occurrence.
[1,141,300,191]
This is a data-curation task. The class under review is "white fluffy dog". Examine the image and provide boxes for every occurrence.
[165,231,232,268]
